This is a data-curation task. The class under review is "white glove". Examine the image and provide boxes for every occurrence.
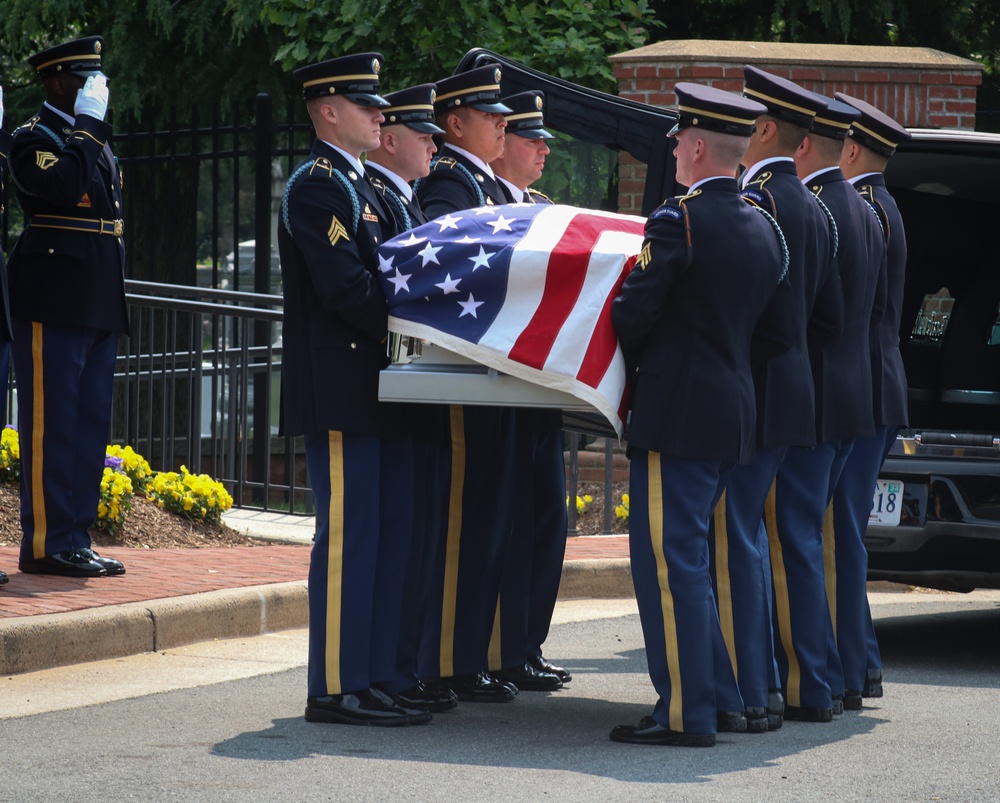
[74,74,109,121]
[0,84,5,128]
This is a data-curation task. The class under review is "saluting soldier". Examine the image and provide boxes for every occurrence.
[766,96,887,721]
[278,53,427,727]
[486,91,569,693]
[705,66,840,732]
[7,36,127,579]
[610,83,789,747]
[0,85,11,586]
[363,84,459,714]
[413,66,522,703]
[834,93,912,703]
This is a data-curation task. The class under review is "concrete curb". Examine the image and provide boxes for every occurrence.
[558,558,633,599]
[0,559,634,675]
[0,581,308,675]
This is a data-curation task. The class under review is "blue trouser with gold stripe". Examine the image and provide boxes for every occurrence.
[12,319,118,562]
[830,426,894,691]
[419,405,517,680]
[630,450,737,735]
[768,441,843,709]
[709,445,787,711]
[305,430,413,697]
[489,420,567,671]
[384,425,450,693]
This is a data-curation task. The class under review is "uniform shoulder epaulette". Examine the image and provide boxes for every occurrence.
[308,157,334,177]
[282,157,361,237]
[857,183,890,244]
[12,115,41,137]
[527,188,554,203]
[740,172,776,215]
[650,188,701,222]
[420,154,485,207]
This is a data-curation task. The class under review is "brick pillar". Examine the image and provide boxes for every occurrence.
[611,41,984,212]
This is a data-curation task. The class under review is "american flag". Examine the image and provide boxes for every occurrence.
[375,203,646,438]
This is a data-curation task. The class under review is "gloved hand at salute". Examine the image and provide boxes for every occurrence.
[74,74,109,121]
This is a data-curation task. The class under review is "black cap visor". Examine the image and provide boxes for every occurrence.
[467,99,514,115]
[344,92,391,108]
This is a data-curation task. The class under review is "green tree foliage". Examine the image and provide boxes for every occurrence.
[238,0,660,93]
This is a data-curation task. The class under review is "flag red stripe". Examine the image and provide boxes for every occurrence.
[508,214,644,370]
[576,253,637,390]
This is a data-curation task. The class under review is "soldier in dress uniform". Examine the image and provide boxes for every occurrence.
[362,84,459,714]
[705,66,841,732]
[0,85,11,586]
[277,52,428,727]
[7,36,128,579]
[485,91,569,693]
[834,93,912,703]
[491,91,554,204]
[413,66,522,703]
[765,96,887,721]
[610,83,790,747]
[365,83,442,230]
[416,64,511,216]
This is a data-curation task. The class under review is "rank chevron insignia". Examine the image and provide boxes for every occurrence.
[328,215,350,246]
[36,151,59,170]
[636,241,652,270]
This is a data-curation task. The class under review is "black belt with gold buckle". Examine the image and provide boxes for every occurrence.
[30,215,124,237]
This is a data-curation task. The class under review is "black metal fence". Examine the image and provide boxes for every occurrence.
[113,280,311,513]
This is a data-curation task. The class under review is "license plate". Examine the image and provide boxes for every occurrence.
[870,480,904,526]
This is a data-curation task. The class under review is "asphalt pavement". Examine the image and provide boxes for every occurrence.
[3,593,1000,801]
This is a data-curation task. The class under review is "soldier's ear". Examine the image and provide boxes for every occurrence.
[319,101,339,125]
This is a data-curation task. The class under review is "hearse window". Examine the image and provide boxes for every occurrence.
[531,131,620,212]
[911,289,954,343]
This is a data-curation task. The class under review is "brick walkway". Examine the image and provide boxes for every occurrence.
[0,535,629,620]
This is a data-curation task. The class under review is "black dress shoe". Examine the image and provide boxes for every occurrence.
[368,686,434,721]
[439,672,517,702]
[783,704,833,723]
[381,682,458,713]
[768,689,784,731]
[527,653,572,683]
[717,711,747,733]
[831,695,844,715]
[490,672,519,696]
[843,689,863,710]
[494,663,563,691]
[0,569,8,585]
[863,669,883,698]
[610,716,715,747]
[744,706,769,733]
[19,549,107,577]
[305,688,430,726]
[80,548,126,576]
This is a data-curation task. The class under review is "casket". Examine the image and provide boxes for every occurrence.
[378,343,620,438]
